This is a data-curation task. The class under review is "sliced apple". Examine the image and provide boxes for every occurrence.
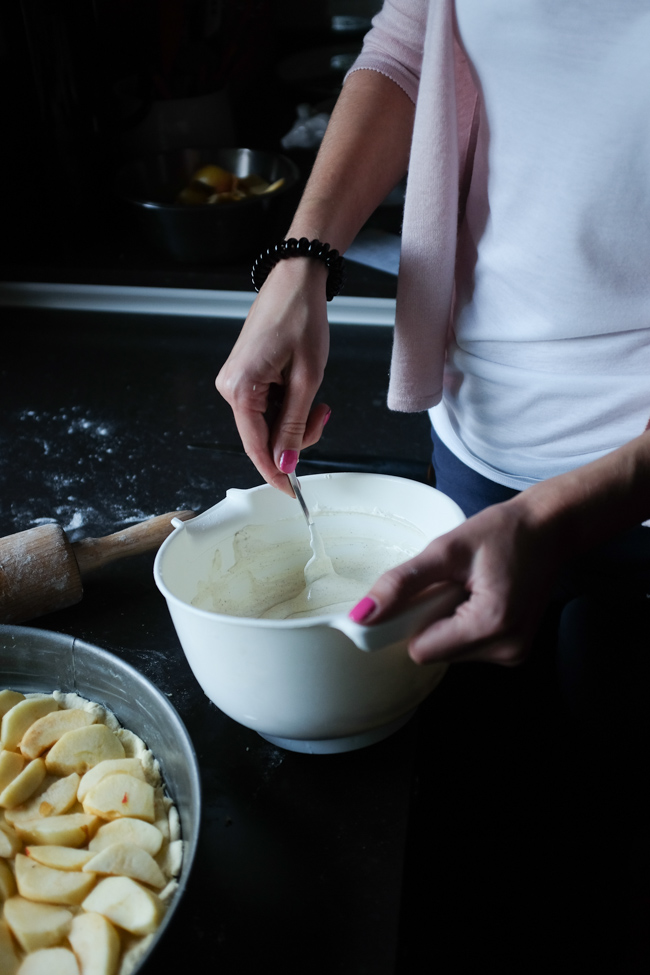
[88,818,163,857]
[0,822,22,857]
[1,698,59,752]
[15,853,96,905]
[45,727,125,777]
[68,912,120,975]
[15,813,99,848]
[21,710,96,760]
[81,876,162,936]
[24,845,94,871]
[83,841,166,889]
[5,774,80,827]
[3,896,73,951]
[0,759,46,809]
[77,759,145,804]
[83,774,154,823]
[0,918,20,975]
[0,690,25,720]
[0,857,17,899]
[15,946,80,975]
[0,750,25,792]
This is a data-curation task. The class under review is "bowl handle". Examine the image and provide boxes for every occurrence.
[328,582,467,653]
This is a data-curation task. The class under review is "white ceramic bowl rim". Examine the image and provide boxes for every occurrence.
[154,472,465,630]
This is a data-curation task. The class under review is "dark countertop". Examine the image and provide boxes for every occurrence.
[0,303,630,974]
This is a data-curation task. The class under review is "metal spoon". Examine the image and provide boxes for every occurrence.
[288,471,313,526]
[288,471,336,583]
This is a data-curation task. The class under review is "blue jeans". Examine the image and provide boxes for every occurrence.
[430,425,520,517]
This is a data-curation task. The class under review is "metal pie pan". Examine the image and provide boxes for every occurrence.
[0,623,201,972]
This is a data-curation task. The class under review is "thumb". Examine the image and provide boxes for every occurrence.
[271,389,311,474]
[348,548,454,624]
[272,397,330,475]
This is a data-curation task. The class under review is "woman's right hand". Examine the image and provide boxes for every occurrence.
[217,68,416,493]
[215,258,332,495]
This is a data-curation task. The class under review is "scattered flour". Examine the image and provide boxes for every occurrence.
[1,406,193,542]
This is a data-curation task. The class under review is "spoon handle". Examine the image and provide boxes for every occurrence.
[288,471,313,526]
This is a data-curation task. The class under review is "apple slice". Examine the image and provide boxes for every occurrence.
[2,896,73,951]
[5,773,80,827]
[0,857,17,899]
[21,710,96,760]
[45,726,125,776]
[68,912,120,975]
[15,946,80,975]
[77,759,146,803]
[83,841,166,889]
[88,818,163,857]
[0,690,25,719]
[15,813,99,848]
[83,774,154,823]
[0,919,20,975]
[15,853,97,905]
[0,750,25,792]
[0,759,46,809]
[1,698,59,751]
[24,845,94,871]
[0,822,22,857]
[81,876,162,936]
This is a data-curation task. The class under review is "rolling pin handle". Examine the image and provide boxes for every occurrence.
[72,510,196,577]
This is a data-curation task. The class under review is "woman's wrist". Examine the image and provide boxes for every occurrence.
[252,238,345,300]
[505,429,650,560]
[263,252,330,291]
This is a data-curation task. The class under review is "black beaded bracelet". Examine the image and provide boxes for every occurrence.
[251,237,345,301]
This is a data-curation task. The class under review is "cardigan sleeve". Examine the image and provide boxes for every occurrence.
[345,2,480,413]
[345,0,429,104]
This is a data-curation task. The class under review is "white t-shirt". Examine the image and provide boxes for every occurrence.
[430,1,650,489]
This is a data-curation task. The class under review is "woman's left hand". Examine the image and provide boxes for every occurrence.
[349,494,564,665]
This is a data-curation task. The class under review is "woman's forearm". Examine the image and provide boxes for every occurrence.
[511,428,650,558]
[215,69,416,491]
[283,68,415,252]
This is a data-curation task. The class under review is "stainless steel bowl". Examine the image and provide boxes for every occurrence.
[114,146,301,263]
[0,623,201,972]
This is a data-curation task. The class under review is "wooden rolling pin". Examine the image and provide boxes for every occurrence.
[0,511,195,625]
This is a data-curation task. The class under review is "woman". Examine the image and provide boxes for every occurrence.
[216,0,650,670]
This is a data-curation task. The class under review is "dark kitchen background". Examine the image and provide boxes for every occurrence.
[0,0,395,289]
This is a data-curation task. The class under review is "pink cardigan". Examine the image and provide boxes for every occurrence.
[348,0,480,412]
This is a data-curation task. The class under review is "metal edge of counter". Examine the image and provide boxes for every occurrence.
[0,282,396,326]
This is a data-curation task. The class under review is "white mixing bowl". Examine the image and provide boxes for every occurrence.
[154,473,465,753]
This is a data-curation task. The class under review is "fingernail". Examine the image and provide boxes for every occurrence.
[348,596,376,624]
[279,449,298,474]
[323,409,332,427]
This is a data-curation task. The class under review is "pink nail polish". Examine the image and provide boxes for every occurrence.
[279,450,298,473]
[348,596,376,624]
[323,409,332,427]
